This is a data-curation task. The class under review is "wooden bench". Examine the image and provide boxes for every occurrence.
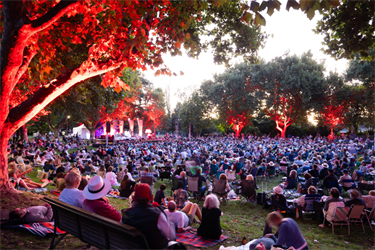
[42,196,150,249]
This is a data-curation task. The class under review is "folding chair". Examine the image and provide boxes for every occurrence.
[159,166,172,181]
[238,180,257,207]
[267,167,276,179]
[301,194,322,220]
[256,168,266,181]
[323,206,350,235]
[212,179,228,203]
[170,176,182,196]
[348,204,366,233]
[364,205,375,231]
[186,176,200,200]
[341,179,356,191]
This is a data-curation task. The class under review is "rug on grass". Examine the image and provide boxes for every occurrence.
[3,222,65,237]
[176,229,228,248]
[49,189,60,196]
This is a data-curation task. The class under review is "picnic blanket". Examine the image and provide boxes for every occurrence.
[49,189,60,196]
[176,229,228,248]
[3,222,65,237]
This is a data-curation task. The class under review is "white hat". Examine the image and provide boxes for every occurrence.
[268,162,274,166]
[273,185,283,195]
[323,163,328,168]
[83,176,112,200]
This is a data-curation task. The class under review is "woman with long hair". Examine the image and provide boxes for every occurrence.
[197,194,223,240]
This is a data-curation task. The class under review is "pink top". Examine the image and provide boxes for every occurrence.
[82,199,121,222]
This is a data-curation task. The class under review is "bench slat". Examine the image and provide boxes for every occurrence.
[42,196,150,249]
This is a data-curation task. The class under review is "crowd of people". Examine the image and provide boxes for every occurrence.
[5,132,375,249]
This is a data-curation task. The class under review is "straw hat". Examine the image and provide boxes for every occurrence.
[273,186,283,195]
[82,176,111,200]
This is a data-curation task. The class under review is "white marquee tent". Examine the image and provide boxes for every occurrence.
[72,124,91,139]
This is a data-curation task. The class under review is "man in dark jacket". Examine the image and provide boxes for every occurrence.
[122,183,175,249]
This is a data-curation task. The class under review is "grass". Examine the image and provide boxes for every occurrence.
[2,161,374,249]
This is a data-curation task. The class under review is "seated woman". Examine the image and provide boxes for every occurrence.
[218,173,231,200]
[298,173,313,193]
[271,186,288,212]
[225,165,236,182]
[210,159,218,177]
[82,176,121,222]
[96,165,106,179]
[282,170,297,190]
[106,166,118,186]
[197,194,223,240]
[119,175,136,198]
[279,157,288,174]
[293,186,321,217]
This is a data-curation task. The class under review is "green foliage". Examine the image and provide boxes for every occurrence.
[315,0,375,60]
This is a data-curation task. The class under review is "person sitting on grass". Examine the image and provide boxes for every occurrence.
[264,211,309,250]
[8,162,48,190]
[154,184,167,208]
[197,194,223,240]
[164,201,202,232]
[173,181,188,210]
[122,183,176,249]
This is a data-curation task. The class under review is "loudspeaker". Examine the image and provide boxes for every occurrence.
[106,122,111,133]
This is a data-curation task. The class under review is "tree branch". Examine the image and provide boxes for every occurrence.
[14,46,37,84]
[30,0,79,33]
[6,60,123,134]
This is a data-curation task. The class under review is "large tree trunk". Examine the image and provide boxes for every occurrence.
[90,130,96,140]
[0,127,16,193]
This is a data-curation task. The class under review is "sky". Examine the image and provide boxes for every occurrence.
[143,6,349,110]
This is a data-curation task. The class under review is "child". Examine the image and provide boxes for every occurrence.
[154,184,167,208]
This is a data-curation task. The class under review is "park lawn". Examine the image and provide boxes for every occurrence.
[1,168,374,249]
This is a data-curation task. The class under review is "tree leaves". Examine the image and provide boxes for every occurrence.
[254,12,266,27]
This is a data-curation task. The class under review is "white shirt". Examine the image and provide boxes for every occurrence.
[164,210,189,229]
[59,188,85,208]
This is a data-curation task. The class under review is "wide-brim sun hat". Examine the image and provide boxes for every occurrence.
[83,176,112,200]
[268,162,274,166]
[273,185,283,195]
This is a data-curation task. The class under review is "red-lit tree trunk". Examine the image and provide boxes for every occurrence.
[0,127,15,193]
[0,1,124,193]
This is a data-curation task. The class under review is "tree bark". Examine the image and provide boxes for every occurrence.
[0,127,16,193]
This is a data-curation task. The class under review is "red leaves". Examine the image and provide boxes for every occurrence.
[102,71,130,93]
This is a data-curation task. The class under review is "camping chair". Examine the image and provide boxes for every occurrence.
[170,176,182,196]
[256,168,266,181]
[212,178,228,203]
[209,164,218,178]
[159,166,172,181]
[249,167,258,178]
[301,194,322,220]
[186,176,200,200]
[267,167,276,179]
[323,206,350,235]
[140,176,154,190]
[348,204,366,233]
[238,180,256,207]
[341,179,356,191]
[235,163,243,174]
[364,205,375,231]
